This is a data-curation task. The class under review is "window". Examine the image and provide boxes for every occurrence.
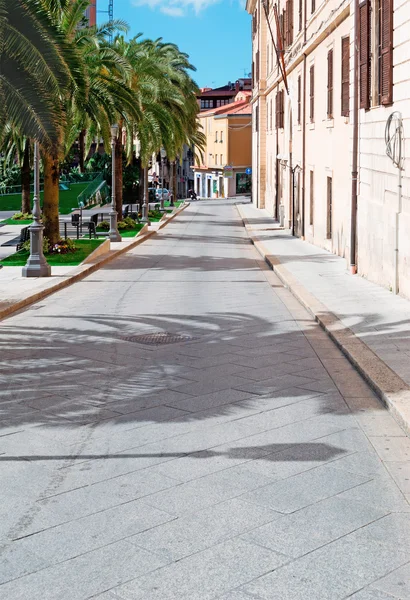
[275,90,284,129]
[311,0,315,13]
[215,155,218,165]
[341,37,350,116]
[221,154,223,165]
[220,131,223,142]
[359,0,371,109]
[252,8,258,37]
[270,98,273,130]
[215,131,218,143]
[255,105,259,132]
[326,176,333,239]
[309,171,314,226]
[256,50,260,82]
[327,49,333,118]
[309,65,315,122]
[297,75,301,125]
[299,0,303,31]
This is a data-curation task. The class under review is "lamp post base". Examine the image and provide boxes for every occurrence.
[22,224,51,278]
[109,210,121,242]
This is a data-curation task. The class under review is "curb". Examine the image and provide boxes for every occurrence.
[236,204,410,436]
[0,202,189,324]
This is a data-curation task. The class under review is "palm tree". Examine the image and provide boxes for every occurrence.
[0,0,80,151]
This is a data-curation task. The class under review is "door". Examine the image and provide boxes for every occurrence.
[207,178,211,198]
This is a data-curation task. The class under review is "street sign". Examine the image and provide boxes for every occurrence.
[246,167,252,175]
[224,165,234,178]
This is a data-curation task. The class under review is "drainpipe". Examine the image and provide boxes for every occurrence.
[302,53,307,238]
[275,115,279,220]
[350,0,359,274]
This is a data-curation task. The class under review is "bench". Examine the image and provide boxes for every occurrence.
[16,226,30,251]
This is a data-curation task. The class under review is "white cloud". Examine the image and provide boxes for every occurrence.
[132,0,244,17]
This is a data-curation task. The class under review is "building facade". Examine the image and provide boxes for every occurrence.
[83,1,97,26]
[193,95,252,198]
[247,0,410,297]
[197,79,252,112]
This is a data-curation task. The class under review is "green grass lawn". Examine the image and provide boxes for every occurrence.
[164,200,183,208]
[1,218,33,225]
[0,183,89,214]
[120,224,144,237]
[0,239,104,267]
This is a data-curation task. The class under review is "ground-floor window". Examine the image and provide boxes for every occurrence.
[326,176,333,239]
[236,173,251,194]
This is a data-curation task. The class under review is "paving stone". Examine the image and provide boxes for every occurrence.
[370,562,410,599]
[170,375,250,396]
[241,495,389,558]
[0,541,167,600]
[144,464,278,516]
[0,543,50,585]
[328,450,389,478]
[8,499,174,570]
[242,528,410,600]
[368,436,410,462]
[240,464,370,513]
[348,589,401,599]
[17,468,178,536]
[166,388,257,412]
[102,537,288,600]
[129,497,282,561]
[336,475,410,513]
[384,462,410,494]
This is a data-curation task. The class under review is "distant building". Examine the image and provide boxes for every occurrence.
[83,1,97,26]
[198,79,252,112]
[193,92,252,198]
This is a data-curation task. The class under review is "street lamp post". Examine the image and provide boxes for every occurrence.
[141,166,150,225]
[109,124,121,242]
[160,147,166,210]
[22,143,51,278]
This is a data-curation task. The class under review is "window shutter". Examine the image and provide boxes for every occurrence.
[297,75,301,124]
[310,65,315,122]
[286,0,294,45]
[380,0,393,105]
[341,37,350,116]
[283,9,288,48]
[327,49,333,118]
[299,0,303,31]
[280,90,285,129]
[359,0,371,109]
[311,0,315,13]
[256,50,260,82]
[276,92,280,128]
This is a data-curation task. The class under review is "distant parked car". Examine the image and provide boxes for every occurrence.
[148,187,170,203]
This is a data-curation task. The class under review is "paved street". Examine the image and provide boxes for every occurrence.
[1,199,409,600]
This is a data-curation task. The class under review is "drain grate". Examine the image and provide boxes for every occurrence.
[120,332,196,346]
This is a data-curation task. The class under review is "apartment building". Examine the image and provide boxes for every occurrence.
[247,0,410,297]
[193,94,252,198]
[197,79,252,111]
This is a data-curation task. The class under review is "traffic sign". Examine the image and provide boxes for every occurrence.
[245,167,252,175]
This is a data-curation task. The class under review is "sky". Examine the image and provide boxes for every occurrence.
[100,0,252,88]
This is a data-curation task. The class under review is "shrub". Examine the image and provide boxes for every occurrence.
[22,236,50,254]
[49,238,76,254]
[96,220,109,231]
[123,217,136,229]
[117,220,128,231]
[12,212,33,221]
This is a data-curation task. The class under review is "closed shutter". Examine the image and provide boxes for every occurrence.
[327,49,333,118]
[310,65,315,122]
[299,0,303,31]
[287,0,294,45]
[311,0,315,13]
[276,92,280,128]
[341,37,350,116]
[283,9,288,48]
[380,0,393,104]
[359,0,371,109]
[256,50,260,83]
[280,90,285,128]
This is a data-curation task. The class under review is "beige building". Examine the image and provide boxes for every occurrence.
[193,94,252,198]
[247,0,410,297]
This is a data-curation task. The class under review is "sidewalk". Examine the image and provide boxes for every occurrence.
[0,203,188,322]
[237,202,410,435]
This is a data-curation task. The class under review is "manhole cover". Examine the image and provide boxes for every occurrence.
[120,332,196,346]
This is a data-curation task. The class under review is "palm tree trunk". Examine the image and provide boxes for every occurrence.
[21,139,31,214]
[79,129,86,173]
[115,134,123,220]
[43,151,60,245]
